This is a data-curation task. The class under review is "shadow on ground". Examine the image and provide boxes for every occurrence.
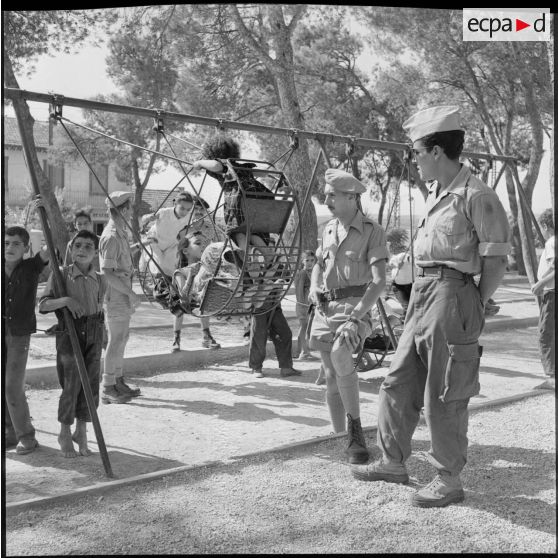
[4,436,185,504]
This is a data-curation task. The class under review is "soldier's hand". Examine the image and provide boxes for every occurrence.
[129,291,141,308]
[531,282,544,297]
[334,320,360,353]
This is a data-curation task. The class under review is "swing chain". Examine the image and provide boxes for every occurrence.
[153,110,165,134]
[49,95,64,122]
[288,129,299,150]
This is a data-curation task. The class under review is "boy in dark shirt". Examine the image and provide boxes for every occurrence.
[39,230,106,457]
[4,218,49,455]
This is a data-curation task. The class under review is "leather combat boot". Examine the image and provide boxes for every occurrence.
[351,459,409,484]
[115,376,141,397]
[411,474,464,508]
[102,385,131,404]
[345,414,369,464]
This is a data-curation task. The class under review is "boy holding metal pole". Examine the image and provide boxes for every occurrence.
[39,230,106,457]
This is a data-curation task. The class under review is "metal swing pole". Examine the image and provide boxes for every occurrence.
[12,110,114,478]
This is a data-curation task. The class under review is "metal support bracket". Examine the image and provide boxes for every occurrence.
[153,110,165,133]
[288,128,299,150]
[49,94,64,122]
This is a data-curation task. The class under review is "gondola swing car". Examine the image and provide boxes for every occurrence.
[182,158,303,319]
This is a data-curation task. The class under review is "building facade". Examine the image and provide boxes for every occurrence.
[3,116,129,235]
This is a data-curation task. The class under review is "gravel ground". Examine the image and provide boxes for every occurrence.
[5,394,555,555]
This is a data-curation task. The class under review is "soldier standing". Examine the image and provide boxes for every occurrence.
[99,191,142,404]
[309,169,389,464]
[351,105,511,507]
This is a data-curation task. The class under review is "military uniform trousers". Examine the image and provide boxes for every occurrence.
[55,314,104,425]
[377,272,484,476]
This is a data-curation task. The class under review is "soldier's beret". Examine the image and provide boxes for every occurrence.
[403,105,463,143]
[324,168,366,194]
[105,190,133,208]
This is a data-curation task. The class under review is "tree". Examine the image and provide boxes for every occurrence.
[360,7,552,281]
[3,10,111,256]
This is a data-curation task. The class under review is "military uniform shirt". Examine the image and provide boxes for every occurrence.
[99,219,133,298]
[414,164,511,275]
[316,211,389,291]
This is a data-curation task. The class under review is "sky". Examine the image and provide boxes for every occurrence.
[5,36,553,218]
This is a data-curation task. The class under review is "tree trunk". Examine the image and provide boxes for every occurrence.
[504,168,526,275]
[131,158,143,239]
[4,54,69,256]
[377,187,388,226]
[231,4,317,250]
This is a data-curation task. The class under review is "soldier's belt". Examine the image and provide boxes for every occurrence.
[416,266,469,280]
[320,284,368,302]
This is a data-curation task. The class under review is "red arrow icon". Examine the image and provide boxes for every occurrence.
[516,19,531,31]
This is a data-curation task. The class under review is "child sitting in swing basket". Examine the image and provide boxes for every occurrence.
[174,235,276,320]
[191,135,274,278]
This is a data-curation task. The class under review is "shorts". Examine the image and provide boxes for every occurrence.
[103,289,134,319]
[309,296,373,353]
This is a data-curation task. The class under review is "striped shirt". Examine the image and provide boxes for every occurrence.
[39,264,106,316]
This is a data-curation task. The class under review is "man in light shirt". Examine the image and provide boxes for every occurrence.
[531,208,555,390]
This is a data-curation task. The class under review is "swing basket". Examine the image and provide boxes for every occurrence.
[200,279,245,314]
[231,192,295,235]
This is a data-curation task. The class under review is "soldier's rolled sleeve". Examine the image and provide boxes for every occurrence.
[470,192,512,257]
[99,236,120,270]
[367,226,390,265]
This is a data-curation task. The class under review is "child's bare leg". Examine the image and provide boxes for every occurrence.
[173,313,184,332]
[58,423,77,458]
[72,419,92,456]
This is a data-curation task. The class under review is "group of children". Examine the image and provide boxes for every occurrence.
[5,150,555,462]
[4,199,105,457]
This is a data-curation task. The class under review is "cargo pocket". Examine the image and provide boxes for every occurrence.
[439,342,483,403]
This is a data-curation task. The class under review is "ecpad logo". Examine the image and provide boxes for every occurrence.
[463,9,550,42]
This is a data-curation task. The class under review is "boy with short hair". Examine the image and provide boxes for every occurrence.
[4,212,49,455]
[63,209,99,270]
[532,208,555,390]
[39,230,106,457]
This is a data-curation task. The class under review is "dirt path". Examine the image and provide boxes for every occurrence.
[5,394,555,555]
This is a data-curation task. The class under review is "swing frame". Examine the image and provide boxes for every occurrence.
[5,87,543,328]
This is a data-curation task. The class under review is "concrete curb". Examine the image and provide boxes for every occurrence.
[26,317,538,386]
[6,388,553,513]
[26,342,253,385]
